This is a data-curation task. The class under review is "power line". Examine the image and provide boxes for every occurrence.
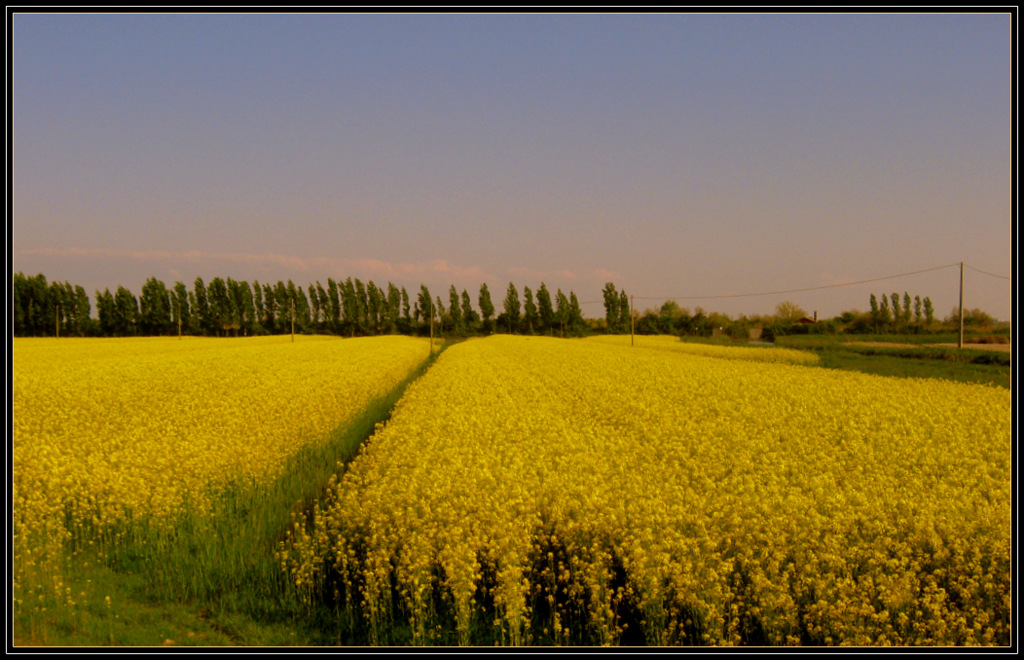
[570,262,1006,308]
[965,264,1012,280]
[631,263,963,302]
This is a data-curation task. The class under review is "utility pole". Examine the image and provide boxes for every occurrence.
[630,295,635,347]
[55,303,60,338]
[958,261,965,350]
[429,298,434,355]
[290,298,295,343]
[177,299,182,339]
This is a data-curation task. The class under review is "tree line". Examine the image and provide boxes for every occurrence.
[603,284,999,340]
[11,272,590,339]
[13,273,997,340]
[599,282,779,338]
[862,292,935,334]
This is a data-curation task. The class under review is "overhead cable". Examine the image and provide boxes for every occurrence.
[965,264,1012,280]
[631,262,963,302]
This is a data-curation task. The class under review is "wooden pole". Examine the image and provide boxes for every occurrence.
[958,261,964,349]
[630,295,634,347]
[429,298,434,355]
[291,298,295,343]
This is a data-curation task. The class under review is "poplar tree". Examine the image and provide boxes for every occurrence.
[342,278,358,335]
[12,273,47,336]
[226,278,244,335]
[369,281,385,334]
[208,277,234,335]
[70,284,91,336]
[537,283,554,335]
[400,287,412,334]
[95,288,115,336]
[363,281,377,333]
[193,277,214,336]
[555,289,569,337]
[327,278,341,333]
[173,281,190,335]
[461,289,477,331]
[602,282,619,331]
[449,285,463,333]
[354,279,369,333]
[114,285,139,336]
[289,280,311,333]
[316,282,330,333]
[262,282,277,333]
[48,281,65,337]
[236,280,256,335]
[435,296,446,334]
[308,283,322,329]
[618,290,630,334]
[569,291,585,336]
[387,283,401,334]
[140,276,172,335]
[33,274,53,336]
[503,282,521,334]
[417,285,433,330]
[478,283,495,334]
[523,286,537,335]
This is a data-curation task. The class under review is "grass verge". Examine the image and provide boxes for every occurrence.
[774,335,1011,388]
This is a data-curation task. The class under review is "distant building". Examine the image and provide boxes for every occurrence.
[798,311,818,325]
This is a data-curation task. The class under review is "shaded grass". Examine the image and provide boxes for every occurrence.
[677,333,1011,389]
[775,335,1011,389]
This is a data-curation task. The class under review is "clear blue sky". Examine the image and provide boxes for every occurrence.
[12,12,1013,320]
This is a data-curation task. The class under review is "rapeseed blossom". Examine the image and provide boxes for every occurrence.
[587,333,821,365]
[284,335,1010,646]
[13,334,428,623]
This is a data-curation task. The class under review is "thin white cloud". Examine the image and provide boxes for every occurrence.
[507,266,578,282]
[15,247,494,286]
[592,268,623,282]
[423,259,490,280]
[507,266,625,284]
[18,247,310,270]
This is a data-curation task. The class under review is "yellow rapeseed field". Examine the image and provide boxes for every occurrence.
[282,334,1011,646]
[587,333,821,365]
[13,335,428,619]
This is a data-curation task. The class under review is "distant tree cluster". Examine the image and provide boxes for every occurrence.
[601,282,632,334]
[851,291,936,334]
[11,272,590,339]
[11,273,91,337]
[944,306,997,328]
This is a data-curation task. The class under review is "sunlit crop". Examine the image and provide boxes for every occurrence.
[587,334,821,365]
[13,335,428,626]
[283,335,1010,646]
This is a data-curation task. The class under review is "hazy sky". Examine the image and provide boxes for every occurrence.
[11,12,1013,320]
